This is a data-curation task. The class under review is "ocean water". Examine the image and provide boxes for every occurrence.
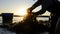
[0,16,49,34]
[0,16,49,23]
[0,28,16,34]
[0,27,49,34]
[0,16,23,34]
[0,17,2,23]
[0,17,24,23]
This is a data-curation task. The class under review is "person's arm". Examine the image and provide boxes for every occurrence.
[34,0,48,15]
[34,0,52,15]
[34,6,46,15]
[30,0,42,11]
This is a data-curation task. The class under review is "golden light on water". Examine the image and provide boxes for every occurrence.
[14,8,28,23]
[19,17,24,21]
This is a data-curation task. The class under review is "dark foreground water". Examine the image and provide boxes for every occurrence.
[0,27,49,34]
[0,28,16,34]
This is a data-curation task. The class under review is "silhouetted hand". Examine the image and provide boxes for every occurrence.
[27,8,33,14]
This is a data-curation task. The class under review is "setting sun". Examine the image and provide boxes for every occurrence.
[17,8,27,16]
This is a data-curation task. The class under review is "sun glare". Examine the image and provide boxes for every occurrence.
[14,8,28,23]
[17,9,27,16]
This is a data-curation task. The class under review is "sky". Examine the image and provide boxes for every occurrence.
[0,0,50,16]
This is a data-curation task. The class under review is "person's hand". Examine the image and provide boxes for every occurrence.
[27,8,32,14]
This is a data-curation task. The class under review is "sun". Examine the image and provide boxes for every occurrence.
[17,8,27,16]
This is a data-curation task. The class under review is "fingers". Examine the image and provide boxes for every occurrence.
[27,8,32,13]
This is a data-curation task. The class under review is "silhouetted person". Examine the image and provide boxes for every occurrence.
[27,0,60,34]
